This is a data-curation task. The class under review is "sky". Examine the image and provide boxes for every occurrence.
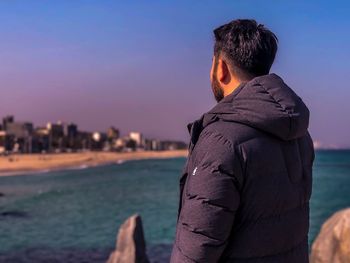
[0,0,349,147]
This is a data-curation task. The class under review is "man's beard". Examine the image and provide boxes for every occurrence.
[211,74,224,103]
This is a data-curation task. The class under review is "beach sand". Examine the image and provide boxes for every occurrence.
[0,150,188,177]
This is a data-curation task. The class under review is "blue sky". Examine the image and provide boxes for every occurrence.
[0,1,349,147]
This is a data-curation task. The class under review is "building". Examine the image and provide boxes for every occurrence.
[2,115,14,131]
[114,137,126,151]
[0,115,188,154]
[114,136,137,152]
[160,140,187,150]
[144,138,162,151]
[76,131,93,150]
[4,119,33,153]
[64,123,78,138]
[0,131,6,154]
[6,122,33,138]
[0,131,13,154]
[107,126,120,141]
[91,132,108,150]
[129,132,143,148]
[47,122,64,152]
[63,123,78,150]
[32,127,50,153]
[47,122,64,137]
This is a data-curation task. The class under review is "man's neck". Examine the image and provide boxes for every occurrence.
[223,81,242,97]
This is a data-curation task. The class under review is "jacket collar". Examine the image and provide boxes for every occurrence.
[186,81,247,142]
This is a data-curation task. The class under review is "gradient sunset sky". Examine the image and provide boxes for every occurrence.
[1,1,349,147]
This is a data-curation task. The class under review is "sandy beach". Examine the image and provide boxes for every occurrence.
[0,150,188,177]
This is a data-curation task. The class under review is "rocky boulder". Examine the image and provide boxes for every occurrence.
[311,208,350,263]
[107,214,150,263]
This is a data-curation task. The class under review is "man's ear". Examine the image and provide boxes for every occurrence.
[210,55,215,82]
[218,58,230,83]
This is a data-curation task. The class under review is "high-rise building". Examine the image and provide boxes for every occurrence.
[6,122,33,138]
[107,126,120,141]
[47,122,64,152]
[0,115,187,153]
[2,115,14,131]
[4,119,33,153]
[63,123,78,139]
[32,127,50,153]
[129,132,143,147]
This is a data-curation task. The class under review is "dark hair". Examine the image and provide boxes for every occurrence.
[213,19,278,80]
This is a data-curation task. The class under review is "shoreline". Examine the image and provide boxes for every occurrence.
[0,150,188,177]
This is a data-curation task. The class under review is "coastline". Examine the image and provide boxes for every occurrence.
[0,150,188,177]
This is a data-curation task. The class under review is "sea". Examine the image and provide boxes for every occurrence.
[0,150,349,262]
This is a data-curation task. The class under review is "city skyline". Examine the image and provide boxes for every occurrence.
[0,114,175,141]
[1,1,350,147]
[0,114,187,154]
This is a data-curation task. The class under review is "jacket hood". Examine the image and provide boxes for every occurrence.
[188,73,310,142]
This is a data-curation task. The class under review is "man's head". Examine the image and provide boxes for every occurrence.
[210,19,278,102]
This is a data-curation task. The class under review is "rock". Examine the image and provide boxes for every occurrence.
[310,208,350,263]
[0,192,4,197]
[107,214,150,263]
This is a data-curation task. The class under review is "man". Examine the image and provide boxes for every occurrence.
[170,19,314,262]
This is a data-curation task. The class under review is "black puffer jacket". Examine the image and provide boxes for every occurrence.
[170,73,314,262]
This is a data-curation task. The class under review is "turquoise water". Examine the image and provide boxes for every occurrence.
[0,158,182,261]
[309,150,350,243]
[0,150,350,261]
